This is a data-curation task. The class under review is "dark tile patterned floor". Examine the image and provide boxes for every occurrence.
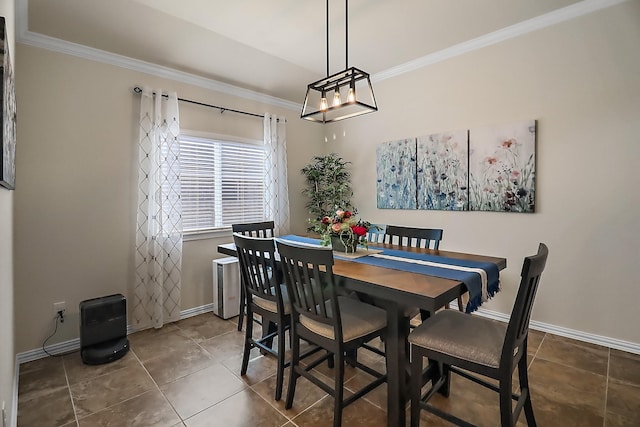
[16,313,640,426]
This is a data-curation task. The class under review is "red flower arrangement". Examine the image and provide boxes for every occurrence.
[313,209,372,251]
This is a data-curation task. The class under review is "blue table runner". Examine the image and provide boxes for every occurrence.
[278,235,500,313]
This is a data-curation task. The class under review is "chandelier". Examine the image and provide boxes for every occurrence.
[301,0,378,123]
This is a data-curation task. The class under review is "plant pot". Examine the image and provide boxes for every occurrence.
[331,235,358,253]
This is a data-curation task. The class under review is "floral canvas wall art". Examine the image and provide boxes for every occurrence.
[469,120,536,212]
[0,17,16,190]
[376,138,417,209]
[417,130,469,210]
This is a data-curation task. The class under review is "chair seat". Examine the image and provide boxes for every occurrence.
[300,296,387,342]
[409,310,506,369]
[253,284,291,314]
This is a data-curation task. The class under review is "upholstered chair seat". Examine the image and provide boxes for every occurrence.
[253,285,291,314]
[409,310,507,369]
[299,296,387,342]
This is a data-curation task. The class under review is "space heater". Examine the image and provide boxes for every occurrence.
[212,257,241,319]
[79,293,129,365]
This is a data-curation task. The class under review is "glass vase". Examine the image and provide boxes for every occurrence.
[331,235,358,253]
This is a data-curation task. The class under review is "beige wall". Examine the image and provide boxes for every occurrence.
[0,0,15,421]
[14,45,322,352]
[323,1,640,344]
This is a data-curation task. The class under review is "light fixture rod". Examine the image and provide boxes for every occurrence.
[326,0,329,76]
[345,0,348,69]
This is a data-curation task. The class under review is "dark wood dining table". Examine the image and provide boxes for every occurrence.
[218,238,506,427]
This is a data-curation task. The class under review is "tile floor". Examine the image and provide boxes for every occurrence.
[17,313,640,426]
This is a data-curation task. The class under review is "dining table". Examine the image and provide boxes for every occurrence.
[218,235,507,427]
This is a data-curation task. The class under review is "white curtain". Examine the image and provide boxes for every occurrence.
[264,114,290,236]
[134,87,183,330]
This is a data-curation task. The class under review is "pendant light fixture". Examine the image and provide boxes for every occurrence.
[301,0,378,123]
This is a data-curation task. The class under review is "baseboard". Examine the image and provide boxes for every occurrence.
[179,303,214,320]
[10,357,18,427]
[452,303,640,355]
[11,302,638,426]
[18,302,640,363]
[16,301,640,361]
[15,303,214,365]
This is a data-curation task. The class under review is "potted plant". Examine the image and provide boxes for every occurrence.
[301,153,353,222]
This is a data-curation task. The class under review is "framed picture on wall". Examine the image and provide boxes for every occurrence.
[376,138,417,209]
[417,130,469,211]
[0,16,16,190]
[469,120,536,212]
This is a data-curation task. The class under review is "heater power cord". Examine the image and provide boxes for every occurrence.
[42,310,65,357]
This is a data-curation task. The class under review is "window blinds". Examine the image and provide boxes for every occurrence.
[180,135,266,233]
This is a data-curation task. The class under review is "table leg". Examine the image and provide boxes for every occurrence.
[385,301,409,427]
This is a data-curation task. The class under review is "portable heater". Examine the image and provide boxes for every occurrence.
[212,257,241,319]
[79,294,129,365]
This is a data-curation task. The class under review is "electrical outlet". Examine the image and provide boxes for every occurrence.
[53,301,66,317]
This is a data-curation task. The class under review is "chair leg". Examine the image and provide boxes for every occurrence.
[345,349,357,367]
[499,372,514,427]
[285,331,300,410]
[327,351,335,369]
[237,286,245,331]
[457,296,464,312]
[333,351,345,427]
[274,323,286,401]
[262,321,277,355]
[437,362,451,397]
[518,351,537,427]
[410,347,423,427]
[240,309,253,376]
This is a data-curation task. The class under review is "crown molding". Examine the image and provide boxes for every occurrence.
[15,3,300,112]
[373,0,629,82]
[14,0,629,118]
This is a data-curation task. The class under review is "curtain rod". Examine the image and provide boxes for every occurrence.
[132,86,283,121]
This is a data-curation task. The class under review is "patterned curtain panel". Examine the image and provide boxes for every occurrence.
[134,87,183,330]
[264,114,290,236]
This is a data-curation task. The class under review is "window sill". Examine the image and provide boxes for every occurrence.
[183,228,231,241]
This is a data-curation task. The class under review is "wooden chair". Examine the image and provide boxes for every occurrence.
[384,225,461,318]
[232,221,276,331]
[366,223,386,244]
[408,243,549,427]
[384,224,442,249]
[233,233,289,401]
[232,221,275,238]
[275,239,388,427]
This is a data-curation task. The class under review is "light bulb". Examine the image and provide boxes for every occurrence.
[347,85,356,103]
[320,92,328,111]
[333,89,341,107]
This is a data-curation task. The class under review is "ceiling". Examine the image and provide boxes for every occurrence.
[25,0,584,104]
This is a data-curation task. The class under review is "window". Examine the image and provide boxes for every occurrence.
[179,134,266,233]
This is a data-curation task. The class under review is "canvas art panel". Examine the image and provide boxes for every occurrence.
[0,16,16,190]
[417,130,469,211]
[376,138,417,209]
[469,120,536,212]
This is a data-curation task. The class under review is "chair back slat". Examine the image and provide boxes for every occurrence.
[502,243,549,364]
[276,240,343,341]
[233,233,283,308]
[366,224,387,244]
[232,221,276,238]
[385,225,443,249]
